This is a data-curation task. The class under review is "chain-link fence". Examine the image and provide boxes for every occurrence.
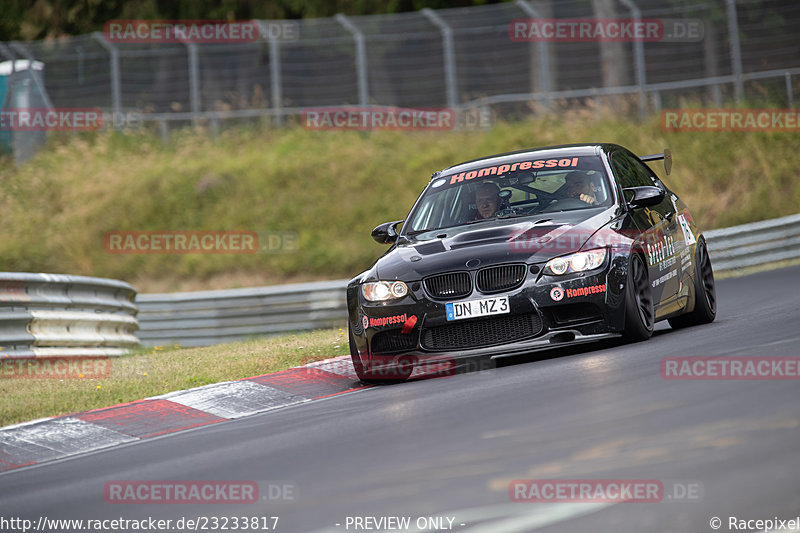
[1,0,798,135]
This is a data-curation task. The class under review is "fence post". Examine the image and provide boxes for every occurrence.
[92,32,122,127]
[76,45,84,85]
[702,17,722,107]
[335,14,368,107]
[725,0,744,102]
[265,22,284,126]
[651,90,661,112]
[184,42,201,126]
[619,0,647,120]
[421,8,459,110]
[514,0,552,110]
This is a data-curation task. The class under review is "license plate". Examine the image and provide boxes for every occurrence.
[446,296,510,321]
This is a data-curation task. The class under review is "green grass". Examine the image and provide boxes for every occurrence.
[0,115,797,293]
[0,328,349,427]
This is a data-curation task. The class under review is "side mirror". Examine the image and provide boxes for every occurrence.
[371,220,403,244]
[624,186,665,209]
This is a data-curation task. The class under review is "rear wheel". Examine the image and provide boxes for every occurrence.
[669,238,716,328]
[623,253,654,342]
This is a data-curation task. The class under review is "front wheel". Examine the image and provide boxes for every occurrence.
[623,253,654,342]
[669,238,716,329]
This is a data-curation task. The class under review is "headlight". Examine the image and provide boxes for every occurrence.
[544,248,607,276]
[362,281,409,302]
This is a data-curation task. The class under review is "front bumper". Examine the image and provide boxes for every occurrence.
[348,255,628,366]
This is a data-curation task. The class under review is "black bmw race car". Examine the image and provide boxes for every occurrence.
[346,143,716,383]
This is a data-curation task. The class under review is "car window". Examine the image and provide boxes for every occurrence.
[405,155,611,234]
[407,185,464,232]
[610,151,654,189]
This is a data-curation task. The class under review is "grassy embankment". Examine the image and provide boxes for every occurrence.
[0,114,798,293]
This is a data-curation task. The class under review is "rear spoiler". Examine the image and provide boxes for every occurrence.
[640,148,672,175]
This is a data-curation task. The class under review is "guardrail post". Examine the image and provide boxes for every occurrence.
[92,32,122,127]
[515,0,552,111]
[619,0,647,120]
[335,14,369,107]
[421,8,459,111]
[725,0,744,102]
[786,73,794,108]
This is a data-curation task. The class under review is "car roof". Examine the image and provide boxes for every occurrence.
[435,143,619,179]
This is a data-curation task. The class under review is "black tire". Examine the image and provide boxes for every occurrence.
[349,325,414,384]
[669,238,716,329]
[623,253,654,342]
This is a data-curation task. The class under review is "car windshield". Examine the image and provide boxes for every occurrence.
[405,154,612,234]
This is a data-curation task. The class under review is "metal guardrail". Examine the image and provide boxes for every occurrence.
[136,280,347,347]
[0,273,139,358]
[135,214,800,347]
[704,213,800,272]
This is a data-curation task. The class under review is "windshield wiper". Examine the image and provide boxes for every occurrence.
[462,218,495,225]
[495,212,532,220]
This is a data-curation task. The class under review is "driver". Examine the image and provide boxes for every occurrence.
[474,182,501,220]
[564,171,598,206]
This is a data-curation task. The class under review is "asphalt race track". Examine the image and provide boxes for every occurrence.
[2,265,799,533]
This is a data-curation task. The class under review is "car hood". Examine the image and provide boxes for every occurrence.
[368,208,618,282]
